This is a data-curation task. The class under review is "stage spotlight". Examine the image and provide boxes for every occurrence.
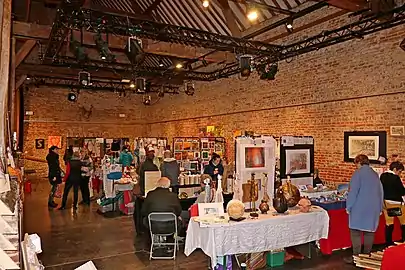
[78,71,91,86]
[69,38,88,62]
[67,92,77,102]
[136,78,145,93]
[259,63,278,80]
[286,19,293,33]
[239,55,252,77]
[400,38,405,51]
[94,32,115,62]
[125,37,145,65]
[247,7,258,21]
[129,82,135,88]
[175,63,183,69]
[184,81,195,96]
[143,95,151,105]
[203,0,209,8]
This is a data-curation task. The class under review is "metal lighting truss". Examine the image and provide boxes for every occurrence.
[43,1,282,62]
[214,4,405,78]
[28,75,180,94]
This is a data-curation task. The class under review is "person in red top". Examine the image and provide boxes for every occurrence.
[59,152,83,210]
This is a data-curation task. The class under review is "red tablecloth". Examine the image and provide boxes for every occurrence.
[320,209,402,255]
[381,245,405,270]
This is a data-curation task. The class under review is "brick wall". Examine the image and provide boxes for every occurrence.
[23,87,147,175]
[143,24,405,183]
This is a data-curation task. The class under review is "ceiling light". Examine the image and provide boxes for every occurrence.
[202,0,209,8]
[247,9,258,21]
[67,92,77,102]
[26,76,31,80]
[129,83,135,88]
[239,55,252,77]
[121,79,130,83]
[101,56,106,60]
[175,63,183,69]
[185,81,195,96]
[158,61,164,67]
[286,19,293,33]
[143,95,151,105]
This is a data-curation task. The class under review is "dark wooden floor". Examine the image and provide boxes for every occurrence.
[23,178,358,270]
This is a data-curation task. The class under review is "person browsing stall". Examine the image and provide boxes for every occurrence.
[345,154,383,264]
[380,161,405,246]
[59,151,83,210]
[160,150,180,194]
[46,146,62,208]
[119,145,134,168]
[203,153,224,185]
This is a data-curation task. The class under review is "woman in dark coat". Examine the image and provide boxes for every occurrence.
[46,146,62,208]
[59,152,83,210]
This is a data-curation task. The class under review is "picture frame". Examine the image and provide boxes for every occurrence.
[35,139,45,149]
[202,151,209,159]
[197,202,224,217]
[285,149,311,175]
[244,147,266,169]
[390,126,405,136]
[344,131,387,164]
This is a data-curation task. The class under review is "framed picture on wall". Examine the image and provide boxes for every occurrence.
[344,131,387,164]
[285,149,311,175]
[390,126,405,136]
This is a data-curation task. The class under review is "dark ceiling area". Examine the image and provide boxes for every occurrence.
[12,0,405,95]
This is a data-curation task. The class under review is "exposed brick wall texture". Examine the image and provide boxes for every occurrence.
[143,24,405,183]
[23,88,146,175]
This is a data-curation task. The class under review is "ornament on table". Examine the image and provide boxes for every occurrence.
[281,175,301,207]
[226,199,245,221]
[215,175,224,203]
[179,192,188,199]
[242,173,259,217]
[232,173,242,201]
[259,173,270,214]
[297,197,311,213]
[273,188,288,213]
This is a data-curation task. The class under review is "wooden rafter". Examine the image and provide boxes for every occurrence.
[218,0,242,36]
[25,0,31,21]
[314,0,368,11]
[16,39,36,68]
[143,0,164,15]
[130,0,143,14]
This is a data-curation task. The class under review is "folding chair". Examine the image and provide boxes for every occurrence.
[148,212,179,260]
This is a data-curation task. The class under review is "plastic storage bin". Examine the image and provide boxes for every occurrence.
[266,250,285,267]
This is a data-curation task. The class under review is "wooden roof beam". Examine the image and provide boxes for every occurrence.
[218,0,242,37]
[229,0,294,15]
[16,39,36,68]
[314,0,368,11]
[143,0,164,15]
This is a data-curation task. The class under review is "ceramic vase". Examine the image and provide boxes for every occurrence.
[273,188,288,213]
[259,199,270,214]
[281,179,301,207]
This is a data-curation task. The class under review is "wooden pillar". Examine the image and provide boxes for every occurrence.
[9,37,16,137]
[0,0,12,157]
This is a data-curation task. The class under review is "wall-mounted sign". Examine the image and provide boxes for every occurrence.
[35,139,45,149]
[48,136,62,149]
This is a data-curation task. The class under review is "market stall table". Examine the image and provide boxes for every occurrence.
[185,206,329,268]
[381,244,405,270]
[314,201,402,255]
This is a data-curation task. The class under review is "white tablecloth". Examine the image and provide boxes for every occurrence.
[185,206,329,268]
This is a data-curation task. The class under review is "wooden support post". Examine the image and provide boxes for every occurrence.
[218,0,242,37]
[9,37,16,136]
[0,0,12,156]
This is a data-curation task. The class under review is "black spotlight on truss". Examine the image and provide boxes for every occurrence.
[258,63,278,80]
[78,71,91,86]
[143,95,151,105]
[69,38,88,63]
[239,55,252,77]
[94,32,116,62]
[67,92,77,102]
[401,38,405,51]
[125,37,145,65]
[135,78,145,93]
[184,81,195,96]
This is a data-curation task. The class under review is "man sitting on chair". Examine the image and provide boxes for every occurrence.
[141,177,182,232]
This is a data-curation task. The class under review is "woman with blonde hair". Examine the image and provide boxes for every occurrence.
[345,154,383,263]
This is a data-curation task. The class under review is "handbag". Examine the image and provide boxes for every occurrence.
[385,201,403,217]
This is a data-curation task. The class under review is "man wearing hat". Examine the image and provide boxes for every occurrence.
[134,146,159,235]
[46,146,62,208]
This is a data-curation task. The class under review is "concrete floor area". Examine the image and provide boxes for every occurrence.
[23,178,358,270]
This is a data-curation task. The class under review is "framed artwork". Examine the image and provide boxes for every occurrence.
[198,202,224,217]
[202,142,209,149]
[174,142,183,151]
[390,126,405,136]
[194,152,200,158]
[48,136,62,148]
[244,147,265,168]
[280,138,314,179]
[35,139,45,149]
[202,151,209,159]
[344,131,386,163]
[285,149,310,175]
